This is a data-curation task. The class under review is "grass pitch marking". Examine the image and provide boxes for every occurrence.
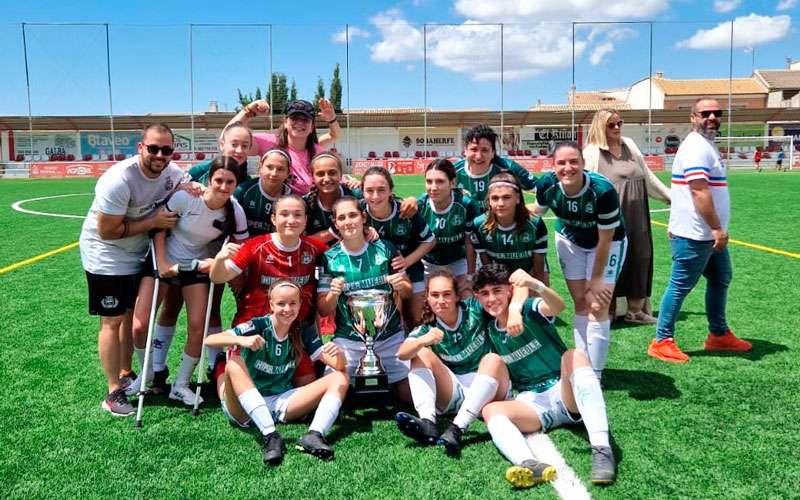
[0,241,79,275]
[10,192,90,219]
[650,220,800,259]
[526,432,592,499]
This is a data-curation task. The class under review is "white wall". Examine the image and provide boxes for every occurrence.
[627,79,665,109]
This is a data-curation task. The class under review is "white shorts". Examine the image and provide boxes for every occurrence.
[555,234,627,284]
[516,381,581,432]
[331,332,410,384]
[422,258,468,279]
[412,280,426,294]
[220,386,298,427]
[438,370,476,415]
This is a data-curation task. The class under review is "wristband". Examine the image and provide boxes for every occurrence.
[509,302,523,313]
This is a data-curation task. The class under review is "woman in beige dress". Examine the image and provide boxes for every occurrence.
[584,110,671,324]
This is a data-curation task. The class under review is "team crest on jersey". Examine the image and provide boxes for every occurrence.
[395,225,407,236]
[375,254,387,265]
[237,322,256,334]
[452,214,463,225]
[164,178,174,191]
[522,233,532,243]
[101,295,119,309]
[485,234,493,242]
[265,254,274,263]
[301,252,313,265]
[338,264,345,272]
[585,204,594,214]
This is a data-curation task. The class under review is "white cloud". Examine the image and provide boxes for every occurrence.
[713,0,741,13]
[369,9,424,62]
[676,14,791,49]
[453,0,668,22]
[777,0,797,11]
[588,27,637,66]
[331,26,370,44]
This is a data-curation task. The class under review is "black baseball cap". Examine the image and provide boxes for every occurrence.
[286,100,315,120]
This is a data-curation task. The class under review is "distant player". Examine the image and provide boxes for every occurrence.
[754,148,762,172]
[776,149,785,172]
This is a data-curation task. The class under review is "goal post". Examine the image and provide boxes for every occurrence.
[714,135,795,170]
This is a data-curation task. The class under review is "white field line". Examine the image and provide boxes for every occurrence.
[10,193,91,219]
[526,432,592,499]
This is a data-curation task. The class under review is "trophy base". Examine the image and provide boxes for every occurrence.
[350,372,391,408]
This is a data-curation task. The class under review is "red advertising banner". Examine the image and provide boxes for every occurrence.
[351,159,428,175]
[644,155,665,172]
[29,160,198,178]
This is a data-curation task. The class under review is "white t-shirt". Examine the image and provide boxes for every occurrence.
[164,190,249,266]
[79,157,186,275]
[668,132,730,241]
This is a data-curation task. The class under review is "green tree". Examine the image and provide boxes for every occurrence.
[266,73,289,114]
[289,79,297,103]
[314,77,326,112]
[329,63,343,113]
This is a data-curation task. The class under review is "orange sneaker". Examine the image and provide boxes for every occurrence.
[648,338,690,363]
[704,330,752,352]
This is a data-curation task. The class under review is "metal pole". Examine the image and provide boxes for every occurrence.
[21,23,34,160]
[727,20,733,157]
[105,24,117,160]
[189,25,196,161]
[345,24,351,163]
[268,25,274,130]
[648,22,653,155]
[423,24,428,158]
[499,23,504,156]
[571,22,576,140]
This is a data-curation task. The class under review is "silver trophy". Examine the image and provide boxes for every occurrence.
[347,289,391,387]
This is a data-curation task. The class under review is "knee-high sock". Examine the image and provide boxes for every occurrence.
[452,374,498,430]
[152,324,176,372]
[586,320,611,378]
[570,366,610,448]
[573,314,588,353]
[206,326,223,370]
[309,393,343,436]
[408,367,437,421]
[487,415,535,466]
[174,352,200,387]
[238,388,275,436]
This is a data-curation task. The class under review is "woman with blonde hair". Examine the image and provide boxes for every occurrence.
[584,109,671,325]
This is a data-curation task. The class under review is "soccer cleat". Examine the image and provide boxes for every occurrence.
[704,330,752,353]
[151,368,170,395]
[505,459,557,488]
[647,338,690,363]
[101,389,135,417]
[262,431,286,465]
[395,412,439,445]
[168,384,203,406]
[437,422,463,457]
[590,445,617,485]
[295,430,334,460]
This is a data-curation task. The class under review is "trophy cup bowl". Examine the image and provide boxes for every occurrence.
[347,289,391,396]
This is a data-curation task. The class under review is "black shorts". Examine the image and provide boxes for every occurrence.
[167,269,210,288]
[86,271,142,317]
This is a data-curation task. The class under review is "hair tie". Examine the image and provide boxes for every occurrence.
[488,181,520,192]
[261,149,292,166]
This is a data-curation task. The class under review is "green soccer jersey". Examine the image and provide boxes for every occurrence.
[233,315,323,397]
[417,190,483,266]
[486,297,566,393]
[234,177,293,236]
[470,213,548,273]
[318,239,402,342]
[454,157,537,201]
[364,198,435,257]
[187,160,213,186]
[303,185,362,236]
[535,171,625,249]
[408,297,491,375]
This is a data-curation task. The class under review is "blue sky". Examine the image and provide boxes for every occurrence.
[0,0,797,116]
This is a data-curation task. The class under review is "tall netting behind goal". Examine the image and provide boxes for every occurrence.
[715,136,795,170]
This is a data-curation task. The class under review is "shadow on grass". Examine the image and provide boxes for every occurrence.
[610,310,707,331]
[684,338,788,361]
[561,426,625,469]
[601,368,681,400]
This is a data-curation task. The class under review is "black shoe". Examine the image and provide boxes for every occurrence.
[151,367,169,395]
[295,430,334,460]
[437,422,463,457]
[590,445,616,485]
[262,431,285,466]
[100,388,135,417]
[395,412,439,445]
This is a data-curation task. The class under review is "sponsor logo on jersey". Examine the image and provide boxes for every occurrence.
[236,321,256,334]
[254,359,295,375]
[500,338,543,363]
[101,295,119,309]
[585,203,594,214]
[165,178,174,191]
[301,252,313,265]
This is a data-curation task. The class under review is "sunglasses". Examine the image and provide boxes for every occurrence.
[607,121,624,129]
[697,110,723,119]
[143,144,175,156]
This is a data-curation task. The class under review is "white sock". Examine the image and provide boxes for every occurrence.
[570,366,610,448]
[152,324,176,372]
[573,314,588,353]
[487,415,535,466]
[206,326,223,370]
[309,393,343,436]
[174,352,200,387]
[134,347,153,382]
[452,374,498,430]
[586,320,611,378]
[238,388,276,436]
[408,368,437,422]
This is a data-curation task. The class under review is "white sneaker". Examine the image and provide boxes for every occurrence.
[124,373,154,397]
[169,384,203,406]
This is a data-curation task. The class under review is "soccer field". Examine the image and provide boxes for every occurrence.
[1,171,799,498]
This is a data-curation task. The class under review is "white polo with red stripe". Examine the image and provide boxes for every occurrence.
[668,131,730,241]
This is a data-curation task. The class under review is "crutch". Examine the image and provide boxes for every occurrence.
[192,236,229,416]
[135,239,160,428]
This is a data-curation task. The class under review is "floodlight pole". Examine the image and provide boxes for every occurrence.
[648,22,653,155]
[571,22,576,140]
[346,24,351,163]
[500,23,504,156]
[21,23,34,160]
[105,24,117,160]
[423,24,428,158]
[189,25,196,160]
[727,20,733,158]
[268,25,274,130]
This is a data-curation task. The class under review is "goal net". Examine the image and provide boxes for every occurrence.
[715,135,795,169]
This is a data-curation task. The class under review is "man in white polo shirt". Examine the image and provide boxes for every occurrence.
[80,123,186,415]
[648,98,751,363]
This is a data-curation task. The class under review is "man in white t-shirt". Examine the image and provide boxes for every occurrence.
[648,98,751,363]
[79,123,186,416]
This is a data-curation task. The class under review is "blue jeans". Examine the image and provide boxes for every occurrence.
[655,235,732,340]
